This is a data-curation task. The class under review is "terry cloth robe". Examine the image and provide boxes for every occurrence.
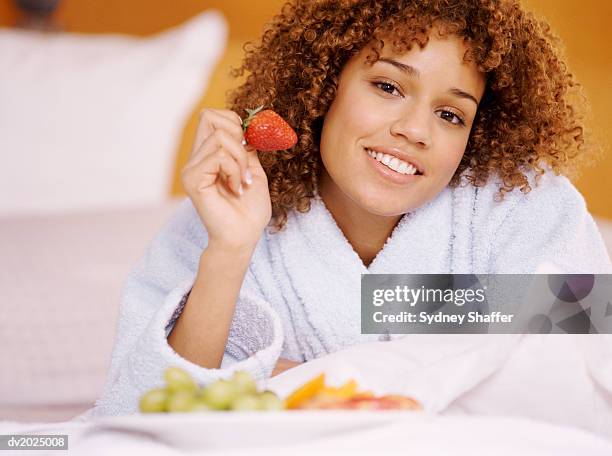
[89,171,612,417]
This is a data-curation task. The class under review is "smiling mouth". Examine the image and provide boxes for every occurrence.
[365,148,423,176]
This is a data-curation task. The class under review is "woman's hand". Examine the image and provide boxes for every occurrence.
[271,358,302,377]
[181,108,272,250]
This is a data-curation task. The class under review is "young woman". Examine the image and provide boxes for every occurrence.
[92,0,611,416]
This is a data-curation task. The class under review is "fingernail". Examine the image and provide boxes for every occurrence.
[245,169,253,185]
[238,184,244,195]
[241,138,247,146]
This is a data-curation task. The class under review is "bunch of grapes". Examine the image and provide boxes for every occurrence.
[139,367,284,413]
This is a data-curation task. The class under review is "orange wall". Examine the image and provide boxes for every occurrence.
[0,0,284,40]
[522,0,611,219]
[1,0,610,218]
[0,1,15,24]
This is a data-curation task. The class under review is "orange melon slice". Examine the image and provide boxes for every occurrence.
[284,373,326,409]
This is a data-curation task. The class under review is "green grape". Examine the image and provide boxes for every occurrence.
[231,371,257,395]
[231,394,263,411]
[139,388,169,413]
[164,367,197,393]
[191,400,213,412]
[201,380,238,410]
[259,391,285,411]
[167,390,197,412]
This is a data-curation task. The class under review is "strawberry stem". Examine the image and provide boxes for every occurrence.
[242,105,265,132]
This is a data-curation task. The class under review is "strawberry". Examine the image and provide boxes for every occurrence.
[242,105,298,152]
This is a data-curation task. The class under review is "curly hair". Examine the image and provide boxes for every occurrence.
[227,0,597,231]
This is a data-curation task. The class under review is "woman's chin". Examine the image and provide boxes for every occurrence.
[353,191,417,217]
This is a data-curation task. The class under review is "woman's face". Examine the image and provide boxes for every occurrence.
[319,32,486,216]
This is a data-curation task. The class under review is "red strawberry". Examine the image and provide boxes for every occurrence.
[242,105,298,152]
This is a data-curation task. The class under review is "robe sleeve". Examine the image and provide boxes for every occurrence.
[489,173,612,274]
[91,199,283,417]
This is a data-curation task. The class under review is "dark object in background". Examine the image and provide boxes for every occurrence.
[13,0,63,31]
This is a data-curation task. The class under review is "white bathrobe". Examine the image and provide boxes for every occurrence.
[90,171,612,417]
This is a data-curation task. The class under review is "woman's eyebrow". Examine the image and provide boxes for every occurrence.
[374,58,479,106]
[376,57,420,78]
[448,87,479,106]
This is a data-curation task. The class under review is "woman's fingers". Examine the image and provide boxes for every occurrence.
[214,109,244,133]
[185,129,250,185]
[212,152,243,197]
[191,108,244,159]
[183,147,243,197]
[183,107,263,197]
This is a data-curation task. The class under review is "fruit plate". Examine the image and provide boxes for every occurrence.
[92,410,425,450]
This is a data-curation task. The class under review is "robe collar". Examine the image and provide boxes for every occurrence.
[265,186,469,353]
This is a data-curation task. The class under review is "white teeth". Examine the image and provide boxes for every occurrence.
[366,149,418,175]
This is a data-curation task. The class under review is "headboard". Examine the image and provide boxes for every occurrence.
[12,0,62,30]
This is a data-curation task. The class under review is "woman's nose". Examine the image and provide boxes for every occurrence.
[389,104,432,148]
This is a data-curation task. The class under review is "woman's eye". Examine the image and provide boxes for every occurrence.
[374,81,401,97]
[438,110,466,126]
[371,82,466,126]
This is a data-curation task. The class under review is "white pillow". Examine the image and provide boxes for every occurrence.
[0,11,227,216]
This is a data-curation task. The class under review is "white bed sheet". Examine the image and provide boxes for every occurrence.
[2,411,611,455]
